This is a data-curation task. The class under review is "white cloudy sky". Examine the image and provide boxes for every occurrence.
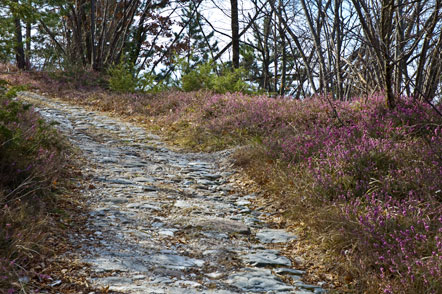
[167,0,257,55]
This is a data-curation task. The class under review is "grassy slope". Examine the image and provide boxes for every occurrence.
[0,79,93,293]
[2,71,442,294]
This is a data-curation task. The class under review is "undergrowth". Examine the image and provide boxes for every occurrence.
[2,71,442,293]
[0,79,69,292]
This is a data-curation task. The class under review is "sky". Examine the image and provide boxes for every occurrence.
[166,0,256,61]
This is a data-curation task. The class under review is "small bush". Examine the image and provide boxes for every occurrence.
[180,61,251,94]
[212,67,250,94]
[181,62,214,92]
[139,72,170,93]
[107,62,137,93]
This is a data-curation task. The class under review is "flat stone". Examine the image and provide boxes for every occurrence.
[242,250,292,267]
[274,268,305,276]
[86,257,148,273]
[147,134,161,140]
[158,229,177,237]
[146,254,204,270]
[173,280,202,288]
[140,203,162,210]
[256,229,297,244]
[296,282,323,291]
[226,268,293,292]
[100,157,118,163]
[150,276,174,284]
[197,179,216,186]
[236,199,251,206]
[207,272,224,279]
[132,274,146,280]
[201,173,222,180]
[132,177,154,183]
[201,231,229,240]
[290,275,303,282]
[94,276,132,285]
[126,202,161,211]
[174,200,193,208]
[151,221,164,228]
[182,180,194,186]
[179,217,250,234]
[109,179,134,185]
[104,197,128,204]
[89,260,127,273]
[239,207,251,214]
[142,185,157,191]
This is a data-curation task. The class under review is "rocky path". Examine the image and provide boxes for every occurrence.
[19,92,326,294]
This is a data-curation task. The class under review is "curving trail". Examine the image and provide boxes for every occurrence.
[19,92,326,294]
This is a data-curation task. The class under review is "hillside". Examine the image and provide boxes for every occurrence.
[2,71,441,293]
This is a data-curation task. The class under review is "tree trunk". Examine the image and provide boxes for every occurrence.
[279,2,286,96]
[25,20,31,69]
[380,0,395,108]
[299,0,329,93]
[263,16,271,91]
[12,0,26,70]
[333,0,343,100]
[90,0,97,70]
[230,0,239,68]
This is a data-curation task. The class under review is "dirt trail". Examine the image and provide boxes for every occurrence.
[20,92,326,294]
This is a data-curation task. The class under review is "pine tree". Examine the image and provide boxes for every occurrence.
[179,1,218,73]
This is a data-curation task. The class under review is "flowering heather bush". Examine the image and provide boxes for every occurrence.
[0,82,67,291]
[196,93,441,293]
[138,91,440,292]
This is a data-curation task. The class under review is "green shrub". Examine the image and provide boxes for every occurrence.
[212,67,250,94]
[180,61,251,94]
[181,62,214,92]
[139,72,170,93]
[107,62,137,93]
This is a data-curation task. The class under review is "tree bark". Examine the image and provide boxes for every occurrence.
[25,20,31,69]
[380,0,395,108]
[11,0,26,70]
[278,0,286,96]
[230,0,239,68]
[90,0,97,70]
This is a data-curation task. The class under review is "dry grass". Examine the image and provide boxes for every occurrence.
[0,77,96,293]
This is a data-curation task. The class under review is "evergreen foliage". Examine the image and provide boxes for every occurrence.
[180,60,251,94]
[179,1,218,72]
[107,62,138,93]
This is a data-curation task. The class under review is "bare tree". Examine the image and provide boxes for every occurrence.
[249,0,442,103]
[350,0,442,107]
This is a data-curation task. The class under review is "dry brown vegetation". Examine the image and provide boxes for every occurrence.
[0,77,96,293]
